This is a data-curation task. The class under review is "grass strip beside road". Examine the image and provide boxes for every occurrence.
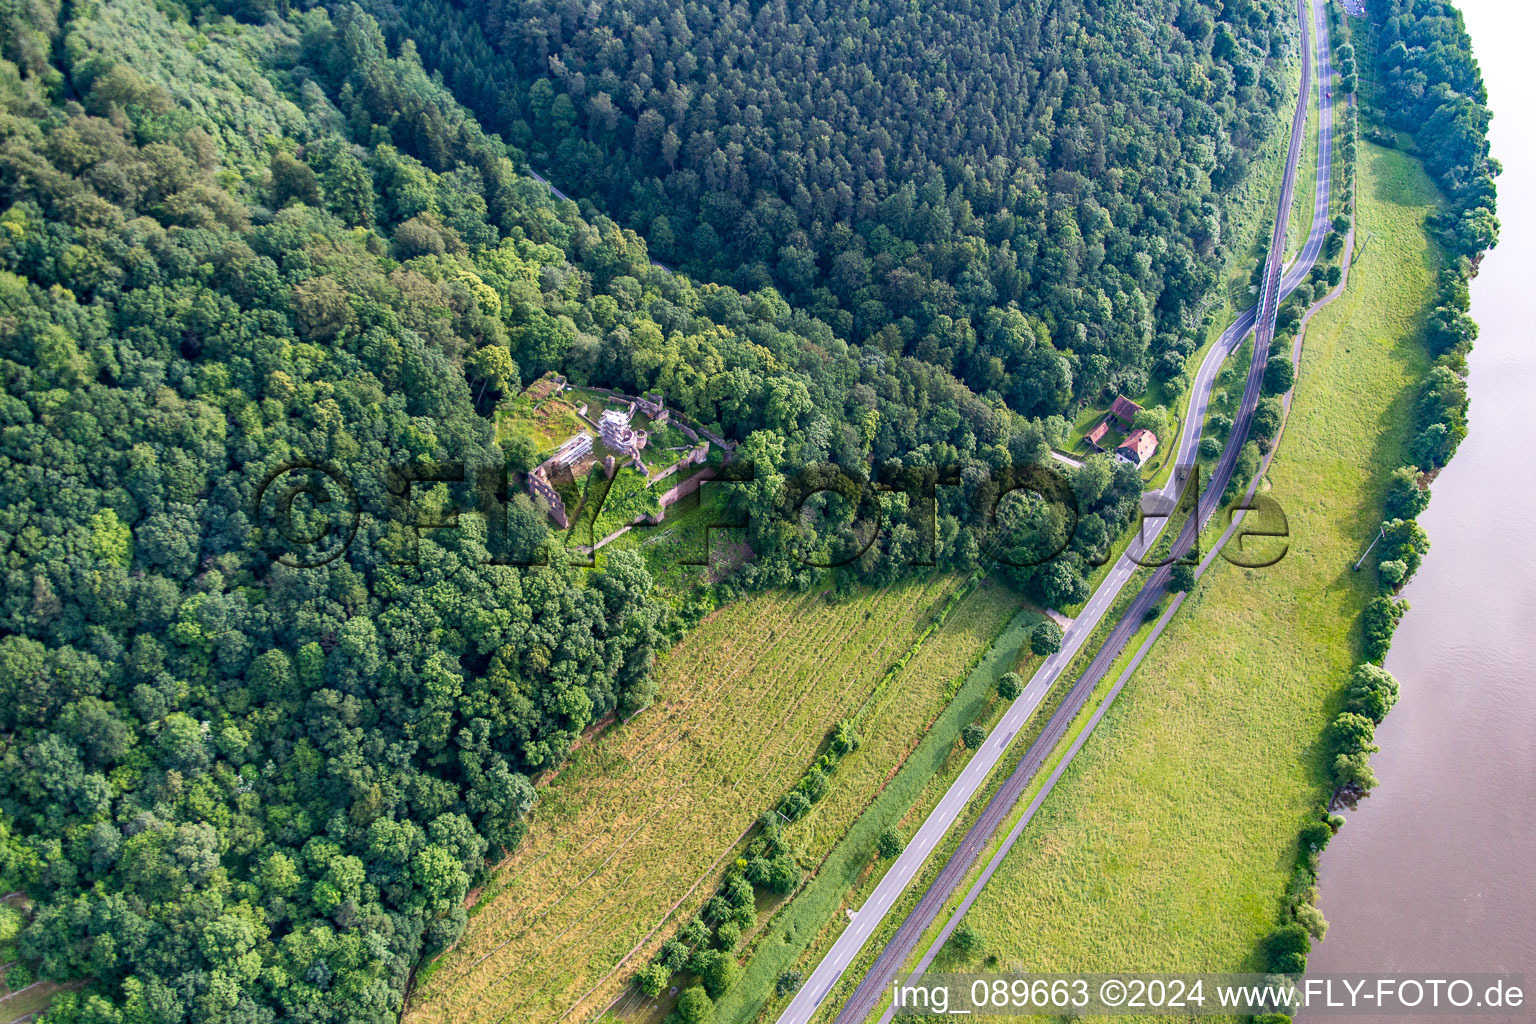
[715,606,1045,1024]
[906,141,1438,1010]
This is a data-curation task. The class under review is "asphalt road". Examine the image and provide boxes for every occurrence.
[856,8,1345,1018]
[772,1,1337,1020]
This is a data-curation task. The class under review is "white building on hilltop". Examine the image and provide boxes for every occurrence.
[599,408,648,462]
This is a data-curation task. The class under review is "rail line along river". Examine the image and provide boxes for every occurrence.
[1307,0,1536,1008]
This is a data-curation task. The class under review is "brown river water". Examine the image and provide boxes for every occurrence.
[1306,0,1536,1003]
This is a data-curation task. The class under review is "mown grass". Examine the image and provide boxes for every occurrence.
[0,980,79,1024]
[496,391,589,456]
[715,603,1045,1024]
[911,142,1439,1018]
[616,580,1028,1024]
[405,573,1008,1024]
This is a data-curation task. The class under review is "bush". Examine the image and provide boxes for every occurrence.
[659,939,689,971]
[1199,435,1221,459]
[1169,561,1197,593]
[680,918,710,948]
[1294,902,1329,941]
[779,791,812,821]
[949,921,981,956]
[1029,620,1063,656]
[1333,751,1379,793]
[714,921,741,951]
[1251,396,1283,440]
[676,985,714,1024]
[0,905,21,944]
[5,963,34,990]
[961,724,987,749]
[1326,712,1377,758]
[638,962,672,998]
[1378,559,1407,588]
[1298,821,1333,859]
[1224,440,1263,503]
[877,826,905,859]
[1379,518,1430,586]
[1362,596,1408,662]
[997,671,1022,701]
[1265,922,1311,973]
[1343,663,1400,723]
[724,875,755,909]
[776,970,803,997]
[1383,466,1431,520]
[796,765,828,802]
[764,854,801,894]
[700,952,738,998]
[1263,354,1296,395]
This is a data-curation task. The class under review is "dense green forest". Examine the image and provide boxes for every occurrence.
[1369,0,1498,263]
[0,2,1157,1022]
[6,0,1495,1021]
[1366,0,1495,472]
[358,0,1297,415]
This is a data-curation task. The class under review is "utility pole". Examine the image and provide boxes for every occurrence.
[1353,525,1385,572]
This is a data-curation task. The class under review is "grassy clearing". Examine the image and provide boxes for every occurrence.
[1,980,77,1024]
[719,604,1045,1024]
[620,580,1028,1024]
[406,573,1008,1024]
[496,389,589,456]
[594,484,741,597]
[914,141,1438,1016]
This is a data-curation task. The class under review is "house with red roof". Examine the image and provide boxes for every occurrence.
[1114,427,1158,467]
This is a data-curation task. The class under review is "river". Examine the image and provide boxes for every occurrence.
[1306,0,1536,1004]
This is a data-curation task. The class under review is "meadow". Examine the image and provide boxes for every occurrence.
[404,573,1017,1024]
[721,604,1050,1024]
[901,141,1439,1014]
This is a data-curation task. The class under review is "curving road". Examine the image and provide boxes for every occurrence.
[773,1,1339,1021]
[854,7,1345,1019]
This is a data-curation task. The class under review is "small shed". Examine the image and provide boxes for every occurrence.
[1086,421,1110,449]
[1109,395,1143,428]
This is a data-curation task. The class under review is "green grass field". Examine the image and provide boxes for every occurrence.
[1,980,77,1024]
[896,141,1439,1017]
[496,390,590,456]
[717,603,1045,1024]
[405,574,1018,1024]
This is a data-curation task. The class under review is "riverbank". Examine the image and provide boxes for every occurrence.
[887,139,1440,1000]
[1308,0,1536,990]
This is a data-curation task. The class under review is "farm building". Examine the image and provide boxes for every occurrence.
[1086,421,1110,449]
[1109,395,1143,428]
